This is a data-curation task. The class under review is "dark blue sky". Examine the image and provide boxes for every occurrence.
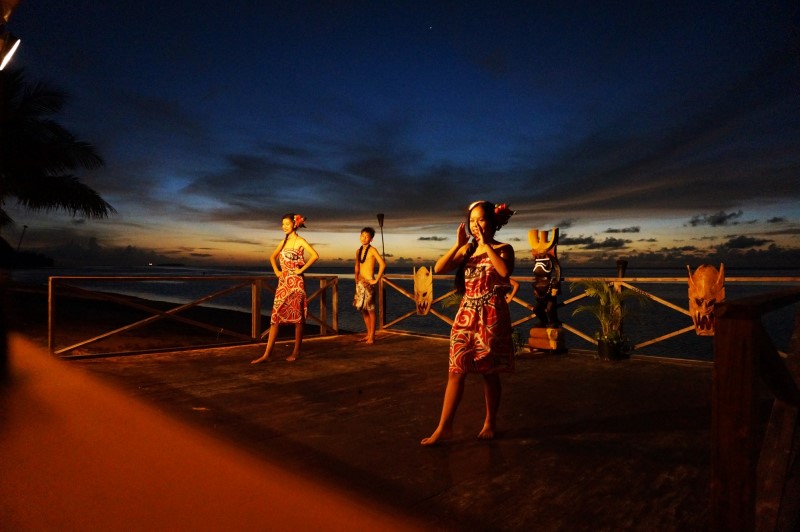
[6,1,799,269]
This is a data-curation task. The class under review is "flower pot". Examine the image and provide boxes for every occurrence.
[597,339,627,360]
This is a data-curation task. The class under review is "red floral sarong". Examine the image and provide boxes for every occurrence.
[449,253,514,374]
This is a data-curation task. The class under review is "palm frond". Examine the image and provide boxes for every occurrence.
[571,279,649,341]
[0,68,114,225]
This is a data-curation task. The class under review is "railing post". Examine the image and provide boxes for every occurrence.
[319,278,328,336]
[251,279,262,339]
[616,259,628,278]
[378,277,385,331]
[331,277,338,334]
[711,303,760,531]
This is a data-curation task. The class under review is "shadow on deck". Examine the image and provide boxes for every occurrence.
[3,333,712,530]
[51,332,714,530]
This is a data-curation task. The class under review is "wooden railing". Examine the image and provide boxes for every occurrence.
[48,274,338,357]
[711,287,800,532]
[46,271,798,360]
[378,274,800,356]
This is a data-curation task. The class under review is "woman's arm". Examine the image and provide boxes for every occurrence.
[483,242,514,279]
[295,237,319,274]
[506,277,520,303]
[434,222,470,274]
[269,244,283,276]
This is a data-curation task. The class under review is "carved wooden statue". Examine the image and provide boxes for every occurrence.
[529,228,562,327]
[528,228,565,352]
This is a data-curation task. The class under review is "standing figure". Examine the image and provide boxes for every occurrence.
[251,213,319,364]
[354,226,386,344]
[421,201,515,445]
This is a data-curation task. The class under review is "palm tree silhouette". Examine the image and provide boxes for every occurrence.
[0,68,115,233]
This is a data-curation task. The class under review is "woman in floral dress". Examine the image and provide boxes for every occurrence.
[422,201,515,445]
[251,213,318,364]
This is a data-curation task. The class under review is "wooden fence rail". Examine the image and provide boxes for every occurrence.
[378,274,800,356]
[48,274,339,357]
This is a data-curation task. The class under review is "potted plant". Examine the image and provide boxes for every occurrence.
[570,279,647,360]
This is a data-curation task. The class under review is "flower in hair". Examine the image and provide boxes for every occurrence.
[293,214,306,228]
[494,203,515,227]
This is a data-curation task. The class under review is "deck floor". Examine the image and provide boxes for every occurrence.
[65,332,713,530]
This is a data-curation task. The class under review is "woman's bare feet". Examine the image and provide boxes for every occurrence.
[250,354,270,364]
[420,427,452,446]
[286,353,300,362]
[477,423,495,440]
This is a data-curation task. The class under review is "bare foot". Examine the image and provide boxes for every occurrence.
[250,354,270,364]
[365,338,374,345]
[477,424,495,440]
[286,353,299,362]
[421,427,452,446]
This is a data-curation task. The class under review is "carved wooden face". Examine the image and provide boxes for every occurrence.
[687,264,725,336]
[413,266,433,315]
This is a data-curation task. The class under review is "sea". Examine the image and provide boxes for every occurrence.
[10,264,800,362]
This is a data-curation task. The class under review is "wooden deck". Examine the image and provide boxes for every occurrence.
[54,332,714,530]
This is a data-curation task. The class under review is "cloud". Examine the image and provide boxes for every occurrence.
[418,236,448,241]
[584,237,631,250]
[559,234,595,246]
[556,219,576,229]
[559,234,631,250]
[688,211,744,227]
[606,226,640,233]
[717,235,772,250]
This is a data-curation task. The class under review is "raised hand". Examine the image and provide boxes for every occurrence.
[473,222,487,246]
[456,222,469,248]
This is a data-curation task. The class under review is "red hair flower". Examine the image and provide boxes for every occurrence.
[293,214,306,228]
[494,203,515,227]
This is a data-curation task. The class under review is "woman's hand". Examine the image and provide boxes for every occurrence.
[473,223,487,246]
[456,222,469,248]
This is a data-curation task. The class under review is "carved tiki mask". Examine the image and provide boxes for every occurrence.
[687,263,725,336]
[413,266,433,315]
[528,228,560,288]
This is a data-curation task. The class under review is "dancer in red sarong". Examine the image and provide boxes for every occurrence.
[422,200,516,445]
[251,212,319,364]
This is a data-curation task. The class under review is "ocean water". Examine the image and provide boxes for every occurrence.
[11,265,800,361]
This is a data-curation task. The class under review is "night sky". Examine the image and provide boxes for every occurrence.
[6,1,799,270]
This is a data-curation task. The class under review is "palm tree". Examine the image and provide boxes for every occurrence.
[0,68,115,231]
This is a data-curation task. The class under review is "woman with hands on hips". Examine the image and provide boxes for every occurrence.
[251,212,319,364]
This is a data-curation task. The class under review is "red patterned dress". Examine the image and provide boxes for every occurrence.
[270,247,307,325]
[449,252,514,374]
